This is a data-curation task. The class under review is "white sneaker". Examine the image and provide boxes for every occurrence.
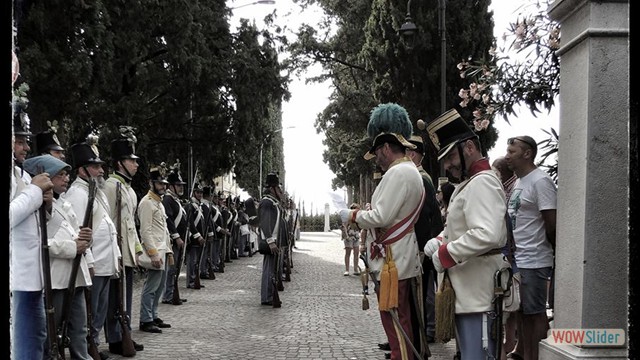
[343,271,349,276]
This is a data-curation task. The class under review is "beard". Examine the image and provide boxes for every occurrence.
[95,176,107,189]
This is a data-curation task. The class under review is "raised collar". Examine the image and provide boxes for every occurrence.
[146,190,162,202]
[388,156,413,170]
[468,158,491,177]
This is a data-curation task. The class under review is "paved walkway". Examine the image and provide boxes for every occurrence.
[106,231,458,359]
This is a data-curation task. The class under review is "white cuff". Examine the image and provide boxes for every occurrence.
[266,237,276,244]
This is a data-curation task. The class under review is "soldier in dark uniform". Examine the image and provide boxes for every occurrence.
[187,183,208,290]
[399,134,444,356]
[198,186,215,280]
[228,197,240,260]
[236,198,251,257]
[209,191,229,273]
[258,173,287,307]
[161,165,188,305]
[186,183,206,289]
[218,193,233,265]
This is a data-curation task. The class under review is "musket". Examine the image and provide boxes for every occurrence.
[58,177,97,359]
[173,202,192,304]
[114,183,136,356]
[195,201,211,284]
[192,200,205,290]
[272,247,282,308]
[282,218,291,282]
[39,166,63,360]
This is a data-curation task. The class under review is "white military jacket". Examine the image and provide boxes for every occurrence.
[47,196,93,289]
[356,158,423,280]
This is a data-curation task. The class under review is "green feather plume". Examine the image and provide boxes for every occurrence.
[367,103,413,139]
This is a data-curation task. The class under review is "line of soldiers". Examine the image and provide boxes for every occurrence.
[10,107,300,359]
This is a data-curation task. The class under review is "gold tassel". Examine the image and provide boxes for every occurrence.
[435,271,456,343]
[379,261,390,311]
[387,247,399,309]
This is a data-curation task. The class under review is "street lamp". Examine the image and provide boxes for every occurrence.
[399,0,446,114]
[230,0,275,10]
[400,0,446,177]
[259,126,295,198]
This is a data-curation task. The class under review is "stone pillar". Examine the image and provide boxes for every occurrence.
[324,203,330,232]
[541,0,629,358]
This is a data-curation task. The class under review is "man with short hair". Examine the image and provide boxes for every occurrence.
[103,135,145,355]
[492,156,517,200]
[505,135,557,360]
[341,103,425,360]
[423,109,509,359]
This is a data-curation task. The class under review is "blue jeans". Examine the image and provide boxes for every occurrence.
[11,290,46,360]
[139,258,167,324]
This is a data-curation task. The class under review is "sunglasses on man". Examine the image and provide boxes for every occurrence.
[507,136,537,150]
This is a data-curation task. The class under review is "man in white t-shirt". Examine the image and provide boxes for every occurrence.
[505,135,557,360]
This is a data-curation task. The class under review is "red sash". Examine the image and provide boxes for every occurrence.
[370,189,425,260]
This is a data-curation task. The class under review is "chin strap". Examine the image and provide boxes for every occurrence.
[456,142,469,180]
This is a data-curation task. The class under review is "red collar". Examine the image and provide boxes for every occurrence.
[468,158,491,177]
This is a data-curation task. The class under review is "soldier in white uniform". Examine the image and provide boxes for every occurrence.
[423,109,509,359]
[341,103,424,360]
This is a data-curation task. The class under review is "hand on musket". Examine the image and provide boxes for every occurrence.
[150,254,164,269]
[268,242,279,255]
[75,227,92,255]
[175,237,185,249]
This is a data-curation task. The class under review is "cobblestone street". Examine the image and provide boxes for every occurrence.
[106,231,458,359]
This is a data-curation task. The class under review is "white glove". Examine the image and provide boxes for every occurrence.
[432,251,445,273]
[423,238,441,259]
[339,209,351,224]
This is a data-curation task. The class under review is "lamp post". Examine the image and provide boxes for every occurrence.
[400,0,446,176]
[258,126,295,198]
[400,0,446,114]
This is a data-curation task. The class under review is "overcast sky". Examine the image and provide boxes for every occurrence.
[230,0,559,214]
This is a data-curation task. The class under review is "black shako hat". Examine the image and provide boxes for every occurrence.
[265,172,280,187]
[111,139,139,160]
[408,135,425,155]
[149,165,168,184]
[13,106,33,137]
[36,130,64,154]
[70,142,104,169]
[202,186,212,197]
[426,109,478,161]
[167,170,187,185]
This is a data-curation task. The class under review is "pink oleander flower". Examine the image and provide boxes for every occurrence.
[482,93,490,104]
[473,110,483,119]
